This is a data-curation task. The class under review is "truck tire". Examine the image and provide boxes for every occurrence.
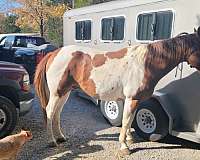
[0,96,18,138]
[100,100,124,126]
[133,99,169,141]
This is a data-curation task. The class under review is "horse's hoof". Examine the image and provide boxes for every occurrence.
[149,134,162,141]
[119,148,131,157]
[48,141,58,148]
[56,137,67,144]
[126,139,134,146]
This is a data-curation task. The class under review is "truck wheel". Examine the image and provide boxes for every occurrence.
[133,99,169,141]
[0,96,17,138]
[100,100,124,126]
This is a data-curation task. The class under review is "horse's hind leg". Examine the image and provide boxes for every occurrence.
[46,95,60,147]
[53,91,71,143]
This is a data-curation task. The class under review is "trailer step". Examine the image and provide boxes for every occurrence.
[171,130,200,143]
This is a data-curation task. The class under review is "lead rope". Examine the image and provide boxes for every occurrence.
[175,62,183,78]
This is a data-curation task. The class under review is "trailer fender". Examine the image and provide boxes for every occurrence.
[152,91,180,134]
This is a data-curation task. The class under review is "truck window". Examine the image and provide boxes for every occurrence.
[136,10,173,41]
[14,36,46,47]
[75,20,91,41]
[101,16,125,41]
[3,36,15,47]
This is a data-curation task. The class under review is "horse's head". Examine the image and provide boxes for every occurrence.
[187,26,200,70]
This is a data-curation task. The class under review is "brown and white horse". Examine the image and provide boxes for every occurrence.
[34,27,200,155]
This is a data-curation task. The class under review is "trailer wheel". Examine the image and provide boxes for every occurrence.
[133,99,169,141]
[0,96,17,138]
[100,100,124,126]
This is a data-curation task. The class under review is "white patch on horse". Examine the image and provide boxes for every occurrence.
[90,45,148,100]
[46,46,72,94]
[123,45,147,97]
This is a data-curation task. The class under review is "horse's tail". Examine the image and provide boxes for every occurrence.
[34,53,52,125]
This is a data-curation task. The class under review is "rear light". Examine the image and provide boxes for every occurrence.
[21,73,30,91]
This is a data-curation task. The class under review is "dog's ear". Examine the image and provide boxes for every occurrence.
[21,127,30,131]
[194,27,197,32]
[25,131,32,138]
[20,130,33,140]
[21,127,26,131]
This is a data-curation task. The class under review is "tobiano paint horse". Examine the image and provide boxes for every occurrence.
[34,26,200,155]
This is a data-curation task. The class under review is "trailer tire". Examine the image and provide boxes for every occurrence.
[133,99,169,141]
[100,100,124,126]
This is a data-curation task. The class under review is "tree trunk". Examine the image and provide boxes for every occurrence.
[40,18,44,37]
[40,0,44,37]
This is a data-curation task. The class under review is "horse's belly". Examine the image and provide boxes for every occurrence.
[91,74,124,101]
[97,85,124,101]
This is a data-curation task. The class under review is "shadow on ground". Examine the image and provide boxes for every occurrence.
[16,91,110,160]
[16,90,200,159]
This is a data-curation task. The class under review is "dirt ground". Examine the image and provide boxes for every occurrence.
[15,91,200,160]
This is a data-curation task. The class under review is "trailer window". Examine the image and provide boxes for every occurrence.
[75,20,91,41]
[101,16,125,41]
[137,11,173,41]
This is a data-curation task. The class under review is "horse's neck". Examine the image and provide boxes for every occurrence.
[144,41,185,85]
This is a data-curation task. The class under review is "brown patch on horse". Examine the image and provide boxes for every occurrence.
[92,54,107,67]
[71,52,97,97]
[57,51,83,97]
[105,48,127,59]
[57,51,97,97]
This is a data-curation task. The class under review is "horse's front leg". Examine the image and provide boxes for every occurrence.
[119,98,138,155]
[46,95,60,147]
[126,100,138,145]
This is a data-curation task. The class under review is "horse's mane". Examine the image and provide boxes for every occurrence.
[146,32,199,67]
[128,45,147,64]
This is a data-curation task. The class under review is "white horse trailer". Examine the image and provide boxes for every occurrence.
[63,0,200,143]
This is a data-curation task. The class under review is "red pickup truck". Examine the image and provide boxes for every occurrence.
[0,61,34,138]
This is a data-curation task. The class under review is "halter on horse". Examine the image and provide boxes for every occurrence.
[34,26,200,155]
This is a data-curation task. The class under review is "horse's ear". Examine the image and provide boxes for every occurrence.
[197,26,200,37]
[194,28,197,32]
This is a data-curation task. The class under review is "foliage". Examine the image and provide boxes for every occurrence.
[11,0,69,36]
[74,0,92,8]
[19,25,34,33]
[0,15,21,33]
[1,0,115,46]
[47,0,70,5]
[46,16,63,47]
[92,0,113,4]
[0,14,5,33]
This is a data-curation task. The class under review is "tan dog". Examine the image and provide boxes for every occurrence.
[0,130,32,160]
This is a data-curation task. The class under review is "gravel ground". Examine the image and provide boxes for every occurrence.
[14,91,200,160]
